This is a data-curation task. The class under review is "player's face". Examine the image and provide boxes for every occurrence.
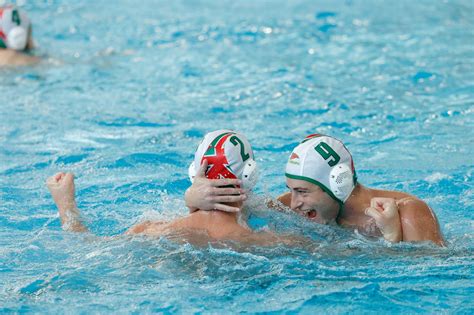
[286,178,339,224]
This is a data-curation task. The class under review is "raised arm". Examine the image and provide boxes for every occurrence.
[46,172,88,232]
[365,197,445,246]
[185,160,247,213]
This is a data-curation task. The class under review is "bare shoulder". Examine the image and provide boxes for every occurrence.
[125,220,168,235]
[265,192,291,212]
[397,197,445,245]
[397,197,437,224]
[0,49,40,66]
[276,192,291,207]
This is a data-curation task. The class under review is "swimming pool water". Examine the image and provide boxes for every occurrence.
[1,0,473,313]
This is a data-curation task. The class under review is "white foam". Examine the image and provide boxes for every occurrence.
[425,172,450,183]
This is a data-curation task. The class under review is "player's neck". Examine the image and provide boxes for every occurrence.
[194,201,243,224]
[340,184,374,218]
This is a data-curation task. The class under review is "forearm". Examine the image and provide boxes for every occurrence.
[56,202,88,233]
[383,229,402,243]
[184,188,199,213]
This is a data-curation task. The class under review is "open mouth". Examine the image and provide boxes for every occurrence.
[302,209,317,219]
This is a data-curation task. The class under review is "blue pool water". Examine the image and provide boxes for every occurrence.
[1,0,473,313]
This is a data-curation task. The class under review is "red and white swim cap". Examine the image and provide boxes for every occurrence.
[285,134,357,203]
[188,130,258,189]
[0,5,30,50]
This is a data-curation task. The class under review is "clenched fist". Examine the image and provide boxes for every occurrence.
[365,197,402,243]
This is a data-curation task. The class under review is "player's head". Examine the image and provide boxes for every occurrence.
[189,129,258,190]
[285,134,357,224]
[0,5,32,51]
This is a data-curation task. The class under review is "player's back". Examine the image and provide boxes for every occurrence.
[126,210,253,242]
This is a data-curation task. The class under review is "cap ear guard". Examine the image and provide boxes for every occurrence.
[241,158,258,189]
[7,26,27,50]
[329,163,355,202]
[188,161,196,183]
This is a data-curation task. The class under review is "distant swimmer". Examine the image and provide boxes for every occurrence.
[0,5,39,66]
[185,134,445,246]
[47,130,304,246]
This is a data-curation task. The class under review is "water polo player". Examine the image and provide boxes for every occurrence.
[185,134,444,246]
[0,4,38,66]
[47,130,302,245]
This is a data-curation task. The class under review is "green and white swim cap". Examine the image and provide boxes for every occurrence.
[285,134,357,204]
[188,130,258,189]
[0,5,30,51]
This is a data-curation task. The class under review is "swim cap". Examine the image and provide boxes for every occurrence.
[0,5,30,51]
[285,134,357,204]
[188,130,258,189]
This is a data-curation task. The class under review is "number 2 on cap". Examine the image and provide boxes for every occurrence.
[230,136,250,162]
[315,142,340,166]
[12,10,21,25]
